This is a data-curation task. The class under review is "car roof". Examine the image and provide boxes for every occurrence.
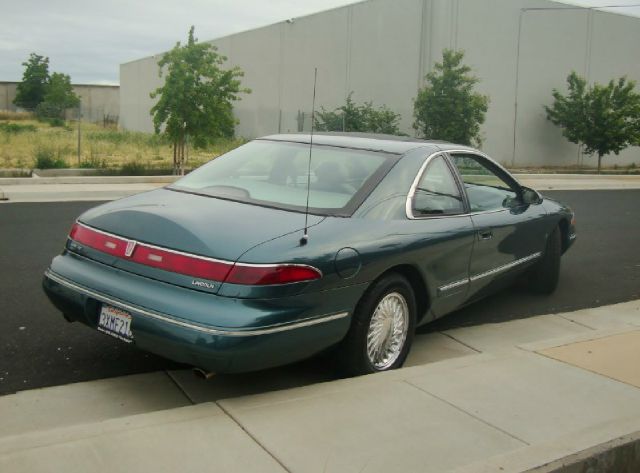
[258,132,466,155]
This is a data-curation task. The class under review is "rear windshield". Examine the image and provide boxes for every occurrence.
[170,139,398,216]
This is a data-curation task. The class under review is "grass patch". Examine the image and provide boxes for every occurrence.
[0,118,244,172]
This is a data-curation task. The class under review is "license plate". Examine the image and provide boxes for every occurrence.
[98,304,133,343]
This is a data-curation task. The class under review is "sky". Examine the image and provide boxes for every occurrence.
[1,0,638,85]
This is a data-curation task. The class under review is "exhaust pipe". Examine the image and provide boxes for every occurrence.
[192,367,215,380]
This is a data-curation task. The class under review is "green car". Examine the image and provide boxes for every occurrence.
[43,134,576,376]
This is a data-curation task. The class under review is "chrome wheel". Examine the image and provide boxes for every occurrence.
[366,292,409,370]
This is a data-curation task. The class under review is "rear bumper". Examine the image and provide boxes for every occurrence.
[42,253,358,373]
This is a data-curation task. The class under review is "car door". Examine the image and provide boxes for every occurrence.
[407,153,475,318]
[447,152,548,301]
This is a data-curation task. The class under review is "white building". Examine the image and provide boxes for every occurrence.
[119,0,640,168]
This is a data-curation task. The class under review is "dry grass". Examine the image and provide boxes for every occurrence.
[0,119,244,170]
[0,111,34,121]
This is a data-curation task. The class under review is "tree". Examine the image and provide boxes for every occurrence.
[36,72,80,119]
[413,49,489,146]
[150,26,250,174]
[14,53,50,110]
[315,93,402,135]
[545,71,640,172]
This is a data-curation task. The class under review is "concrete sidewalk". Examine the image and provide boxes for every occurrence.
[1,300,639,472]
[0,173,639,202]
[0,176,175,203]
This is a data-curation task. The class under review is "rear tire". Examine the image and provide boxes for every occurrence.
[528,226,561,294]
[338,274,416,376]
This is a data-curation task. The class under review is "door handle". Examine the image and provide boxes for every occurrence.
[478,229,493,240]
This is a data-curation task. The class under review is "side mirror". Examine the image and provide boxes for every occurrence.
[521,187,542,205]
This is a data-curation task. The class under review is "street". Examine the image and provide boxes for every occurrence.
[1,189,639,395]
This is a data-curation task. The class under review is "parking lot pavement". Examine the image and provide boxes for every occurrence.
[1,300,640,473]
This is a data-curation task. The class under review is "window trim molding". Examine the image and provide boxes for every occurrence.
[409,153,466,219]
[405,149,525,221]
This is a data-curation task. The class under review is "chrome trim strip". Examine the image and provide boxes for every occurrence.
[469,252,542,282]
[44,270,348,337]
[405,151,444,220]
[438,278,470,293]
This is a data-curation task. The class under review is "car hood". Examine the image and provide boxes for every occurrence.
[78,188,323,262]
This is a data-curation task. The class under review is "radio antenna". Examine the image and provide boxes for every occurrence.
[300,67,317,246]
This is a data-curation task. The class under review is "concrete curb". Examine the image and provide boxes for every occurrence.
[0,175,178,186]
[514,173,640,180]
[0,173,638,187]
[534,431,640,473]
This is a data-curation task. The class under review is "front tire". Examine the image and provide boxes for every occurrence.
[528,226,561,294]
[338,274,416,376]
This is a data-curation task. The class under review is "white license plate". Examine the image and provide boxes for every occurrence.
[98,304,133,343]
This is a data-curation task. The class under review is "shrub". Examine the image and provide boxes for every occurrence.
[119,161,175,176]
[35,101,65,120]
[78,156,107,169]
[316,93,402,135]
[0,122,37,134]
[48,117,67,128]
[119,161,147,175]
[34,146,67,169]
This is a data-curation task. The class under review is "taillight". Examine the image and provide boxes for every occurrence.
[68,222,322,286]
[225,264,322,285]
[69,223,129,258]
[130,244,233,282]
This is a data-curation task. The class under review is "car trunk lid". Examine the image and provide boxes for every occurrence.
[71,188,323,292]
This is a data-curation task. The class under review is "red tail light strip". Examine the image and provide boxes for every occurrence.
[68,222,322,285]
[226,263,322,285]
[69,223,129,258]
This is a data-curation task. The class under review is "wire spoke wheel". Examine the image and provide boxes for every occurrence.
[366,292,409,370]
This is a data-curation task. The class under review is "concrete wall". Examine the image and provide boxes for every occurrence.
[72,85,120,123]
[119,0,640,168]
[0,82,18,112]
[0,81,119,124]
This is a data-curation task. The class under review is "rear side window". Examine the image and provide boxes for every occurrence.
[170,140,397,216]
[412,155,464,216]
[450,154,518,212]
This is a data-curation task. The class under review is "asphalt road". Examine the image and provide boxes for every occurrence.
[1,190,639,395]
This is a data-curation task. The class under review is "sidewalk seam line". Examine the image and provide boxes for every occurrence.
[438,331,482,353]
[402,380,531,446]
[165,371,196,405]
[216,402,292,473]
[556,314,598,330]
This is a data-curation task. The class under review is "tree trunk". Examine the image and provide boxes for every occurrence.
[598,154,602,174]
[181,137,184,176]
[173,142,178,175]
[173,136,186,175]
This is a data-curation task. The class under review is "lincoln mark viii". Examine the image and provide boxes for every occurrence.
[43,134,576,375]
